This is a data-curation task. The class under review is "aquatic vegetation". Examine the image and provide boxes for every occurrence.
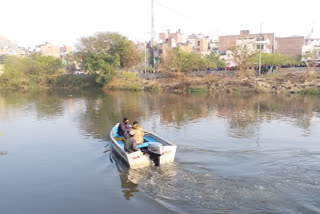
[188,86,209,93]
[299,88,320,95]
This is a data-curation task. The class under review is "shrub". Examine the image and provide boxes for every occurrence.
[106,71,143,91]
[0,55,63,90]
[55,74,99,89]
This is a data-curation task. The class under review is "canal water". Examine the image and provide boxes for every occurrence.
[0,90,320,214]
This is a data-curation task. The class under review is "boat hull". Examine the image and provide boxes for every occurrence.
[110,124,177,168]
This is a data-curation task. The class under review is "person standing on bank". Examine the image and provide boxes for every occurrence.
[117,117,130,139]
[131,121,144,145]
[125,130,139,153]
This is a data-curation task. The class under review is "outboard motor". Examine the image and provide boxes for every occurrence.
[148,142,164,167]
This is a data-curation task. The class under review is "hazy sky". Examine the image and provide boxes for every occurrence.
[1,0,319,47]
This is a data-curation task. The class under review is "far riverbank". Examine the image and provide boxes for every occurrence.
[105,69,320,95]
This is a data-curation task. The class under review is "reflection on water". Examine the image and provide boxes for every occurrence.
[0,151,8,156]
[67,91,320,140]
[1,90,320,213]
[1,91,319,139]
[112,149,178,201]
[119,168,139,200]
[110,151,140,200]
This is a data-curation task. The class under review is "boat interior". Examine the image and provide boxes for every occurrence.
[112,126,167,151]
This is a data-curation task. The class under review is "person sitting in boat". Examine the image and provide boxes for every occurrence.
[117,117,130,139]
[125,130,140,153]
[131,121,144,145]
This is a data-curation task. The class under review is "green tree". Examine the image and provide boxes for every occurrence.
[205,53,226,68]
[249,53,296,66]
[0,55,63,89]
[76,32,141,85]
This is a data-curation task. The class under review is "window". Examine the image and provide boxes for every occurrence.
[257,44,264,49]
[197,41,200,46]
[257,36,264,41]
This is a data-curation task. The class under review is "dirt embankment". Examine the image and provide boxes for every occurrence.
[142,71,320,94]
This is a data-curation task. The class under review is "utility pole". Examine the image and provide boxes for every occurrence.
[150,0,155,68]
[258,22,263,76]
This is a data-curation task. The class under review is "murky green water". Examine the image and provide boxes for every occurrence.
[1,90,320,214]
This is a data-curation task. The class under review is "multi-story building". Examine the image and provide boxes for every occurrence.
[0,36,18,56]
[209,37,219,54]
[159,30,190,64]
[218,30,275,54]
[159,29,184,44]
[275,36,304,59]
[302,27,320,63]
[39,42,61,58]
[186,34,217,55]
[194,35,210,55]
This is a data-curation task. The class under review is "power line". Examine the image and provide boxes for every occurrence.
[154,0,195,21]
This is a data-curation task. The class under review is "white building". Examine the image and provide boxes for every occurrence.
[236,37,272,54]
[302,27,320,63]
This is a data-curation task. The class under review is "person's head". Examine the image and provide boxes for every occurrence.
[123,117,129,124]
[129,130,135,136]
[133,121,138,125]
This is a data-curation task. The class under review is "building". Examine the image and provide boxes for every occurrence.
[159,30,189,65]
[302,27,320,63]
[186,37,195,49]
[235,38,257,52]
[60,45,72,57]
[209,37,219,54]
[194,35,210,55]
[275,36,304,59]
[219,30,275,54]
[186,34,217,55]
[219,49,237,67]
[159,29,184,44]
[39,42,61,58]
[0,36,18,56]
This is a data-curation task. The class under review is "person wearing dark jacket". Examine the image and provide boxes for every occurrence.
[125,130,139,153]
[117,117,130,139]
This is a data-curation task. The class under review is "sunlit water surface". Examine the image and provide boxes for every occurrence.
[0,90,320,214]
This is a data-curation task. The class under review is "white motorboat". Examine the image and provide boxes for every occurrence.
[110,123,177,168]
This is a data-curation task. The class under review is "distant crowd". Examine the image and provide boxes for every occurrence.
[136,63,319,74]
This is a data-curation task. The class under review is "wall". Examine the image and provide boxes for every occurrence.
[195,37,210,53]
[275,37,304,58]
[218,31,275,53]
[218,35,237,53]
[41,45,60,58]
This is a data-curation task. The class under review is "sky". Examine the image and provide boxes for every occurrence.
[1,0,319,47]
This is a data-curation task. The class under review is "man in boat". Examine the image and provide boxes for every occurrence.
[124,130,140,153]
[131,121,144,145]
[117,117,130,139]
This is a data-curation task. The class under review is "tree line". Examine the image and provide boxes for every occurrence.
[0,31,313,90]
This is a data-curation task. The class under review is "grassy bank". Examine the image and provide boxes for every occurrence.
[103,71,144,91]
[0,73,99,91]
[140,71,320,95]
